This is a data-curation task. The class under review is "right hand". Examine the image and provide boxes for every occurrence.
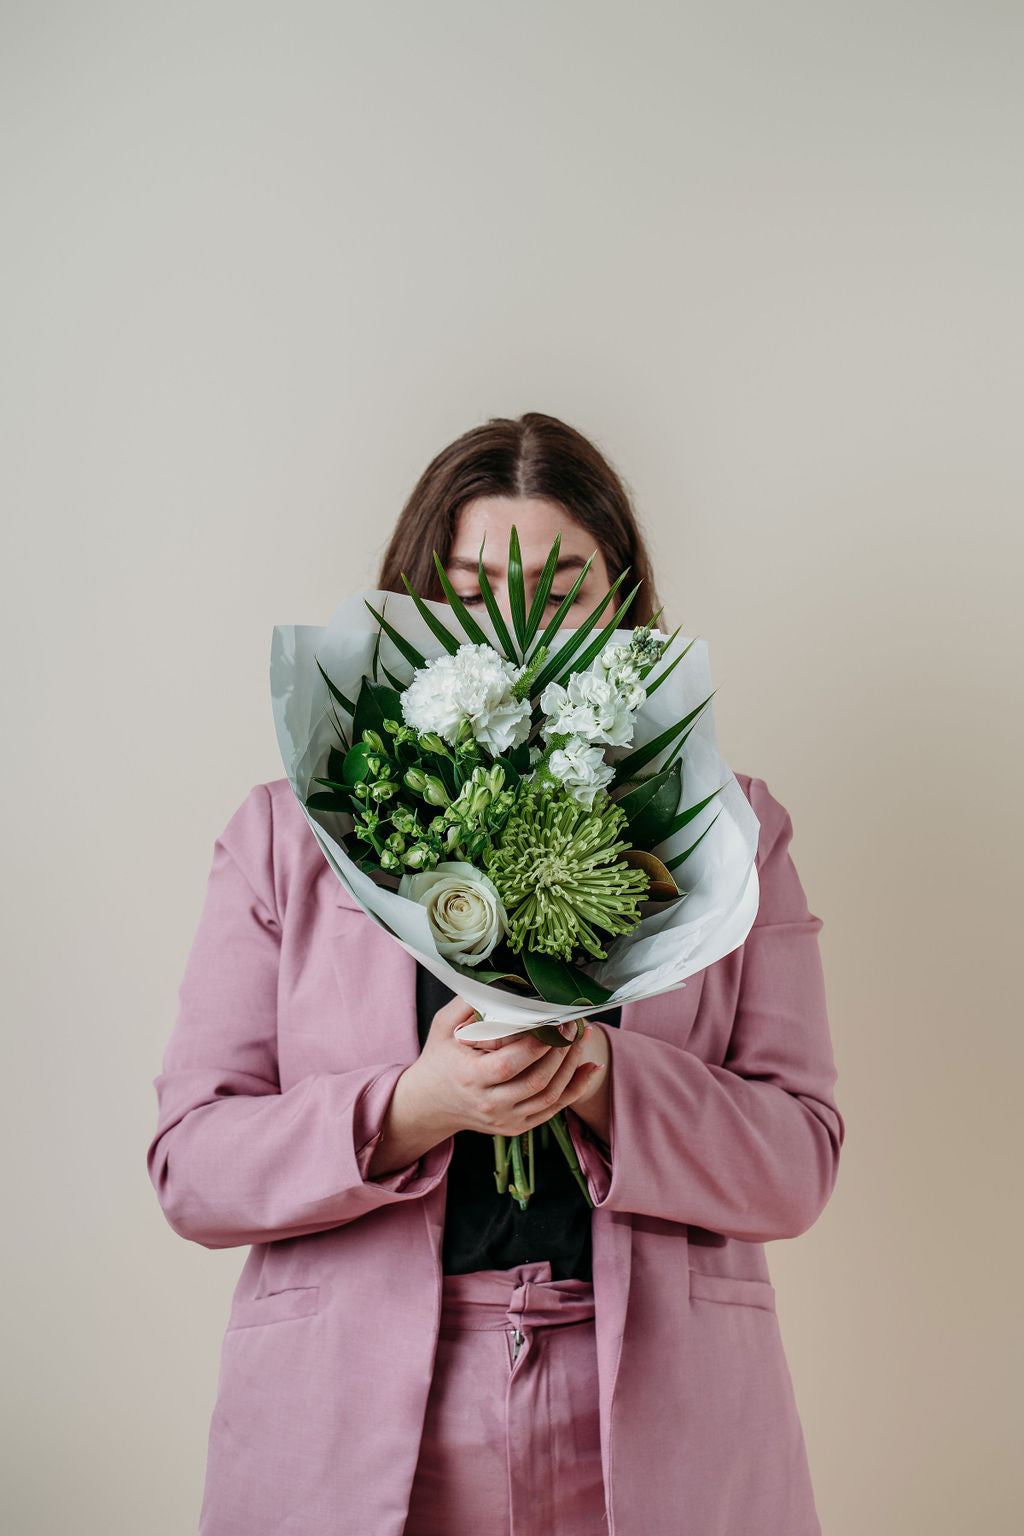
[402,995,602,1140]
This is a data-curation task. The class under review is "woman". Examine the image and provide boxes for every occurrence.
[147,412,845,1536]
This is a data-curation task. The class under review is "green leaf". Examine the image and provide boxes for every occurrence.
[507,525,528,650]
[617,759,683,848]
[663,784,727,839]
[400,573,461,654]
[644,633,696,697]
[612,692,715,780]
[523,533,561,646]
[364,600,427,671]
[326,745,349,784]
[664,809,722,871]
[521,950,613,1006]
[445,961,531,987]
[546,581,642,686]
[380,661,406,691]
[352,677,403,744]
[529,554,597,657]
[477,536,519,661]
[340,743,374,785]
[529,569,632,695]
[432,552,493,646]
[315,657,356,716]
[305,790,350,812]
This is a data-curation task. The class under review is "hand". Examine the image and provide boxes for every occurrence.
[402,995,604,1140]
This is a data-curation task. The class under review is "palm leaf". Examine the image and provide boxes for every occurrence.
[432,553,493,647]
[364,601,427,671]
[315,656,356,716]
[476,537,519,661]
[528,569,632,696]
[400,574,461,655]
[664,809,722,872]
[529,554,597,657]
[662,785,726,840]
[612,692,715,780]
[507,525,529,650]
[523,533,561,646]
[545,581,642,686]
[644,633,697,697]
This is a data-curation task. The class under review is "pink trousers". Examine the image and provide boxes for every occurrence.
[403,1261,609,1536]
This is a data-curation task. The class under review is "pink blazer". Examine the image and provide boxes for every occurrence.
[147,773,844,1536]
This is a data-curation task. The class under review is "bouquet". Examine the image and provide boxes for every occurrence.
[271,529,760,1207]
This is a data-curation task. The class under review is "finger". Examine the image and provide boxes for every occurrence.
[479,1031,562,1085]
[502,1029,590,1108]
[433,996,479,1035]
[519,1057,602,1127]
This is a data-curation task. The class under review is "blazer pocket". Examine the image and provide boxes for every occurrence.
[689,1270,777,1313]
[226,1285,321,1331]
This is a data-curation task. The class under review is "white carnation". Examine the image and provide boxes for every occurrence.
[401,643,532,755]
[539,670,638,747]
[546,737,615,808]
[398,860,507,965]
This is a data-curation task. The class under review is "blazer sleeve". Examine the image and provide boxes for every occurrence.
[146,785,452,1250]
[566,776,845,1242]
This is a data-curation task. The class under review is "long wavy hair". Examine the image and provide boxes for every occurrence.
[377,412,660,629]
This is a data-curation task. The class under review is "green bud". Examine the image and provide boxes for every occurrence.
[371,781,398,802]
[386,831,406,854]
[361,728,384,753]
[383,719,402,735]
[469,786,491,817]
[404,767,428,793]
[401,842,434,870]
[379,847,402,871]
[444,825,460,853]
[353,782,371,800]
[366,756,382,778]
[423,777,450,808]
[419,732,448,755]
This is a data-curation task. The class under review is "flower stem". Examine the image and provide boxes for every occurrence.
[549,1111,594,1208]
[493,1134,511,1195]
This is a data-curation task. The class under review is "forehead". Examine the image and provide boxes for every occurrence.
[450,496,597,566]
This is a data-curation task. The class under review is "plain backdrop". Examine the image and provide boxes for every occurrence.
[3,2,1021,1532]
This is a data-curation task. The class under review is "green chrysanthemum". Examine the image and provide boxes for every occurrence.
[484,786,649,961]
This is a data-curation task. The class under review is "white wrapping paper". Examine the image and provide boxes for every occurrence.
[270,589,760,1041]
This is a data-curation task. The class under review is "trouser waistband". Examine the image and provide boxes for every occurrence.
[439,1260,596,1331]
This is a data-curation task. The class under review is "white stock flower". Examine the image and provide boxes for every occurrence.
[398,861,508,965]
[545,738,615,808]
[401,643,532,754]
[539,670,638,747]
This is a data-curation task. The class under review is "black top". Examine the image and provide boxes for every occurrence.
[415,963,621,1282]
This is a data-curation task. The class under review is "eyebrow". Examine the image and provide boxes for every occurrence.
[446,554,591,579]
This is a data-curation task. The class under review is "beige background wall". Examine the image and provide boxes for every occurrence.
[3,2,1021,1531]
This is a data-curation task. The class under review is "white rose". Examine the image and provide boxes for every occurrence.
[401,644,532,754]
[398,860,507,965]
[546,737,615,808]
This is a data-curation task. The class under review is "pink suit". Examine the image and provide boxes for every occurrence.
[147,772,844,1535]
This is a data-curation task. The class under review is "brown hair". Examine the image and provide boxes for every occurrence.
[377,412,660,628]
